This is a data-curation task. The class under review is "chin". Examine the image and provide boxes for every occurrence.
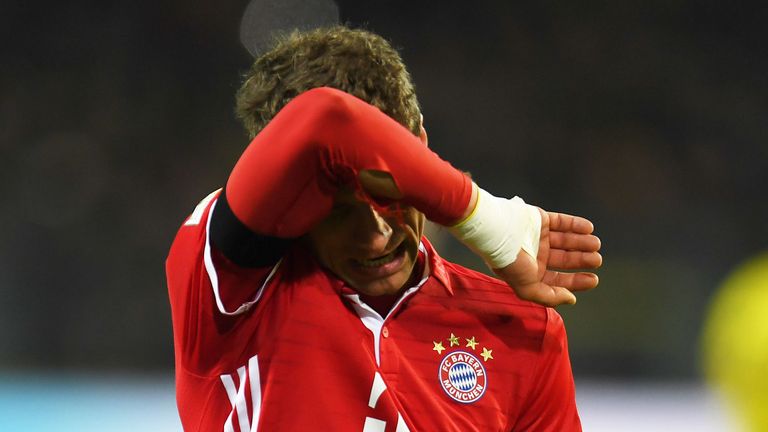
[352,271,410,297]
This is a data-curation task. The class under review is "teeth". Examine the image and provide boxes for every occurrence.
[358,251,397,267]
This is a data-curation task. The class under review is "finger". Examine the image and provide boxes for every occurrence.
[515,283,578,307]
[547,250,603,270]
[549,232,601,252]
[543,271,599,291]
[548,212,594,234]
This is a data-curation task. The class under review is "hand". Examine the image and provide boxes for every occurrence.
[492,209,602,307]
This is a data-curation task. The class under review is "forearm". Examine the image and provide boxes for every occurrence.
[226,87,474,237]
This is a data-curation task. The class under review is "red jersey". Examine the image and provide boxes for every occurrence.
[166,191,581,431]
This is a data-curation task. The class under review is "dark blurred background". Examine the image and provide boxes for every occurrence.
[2,0,766,386]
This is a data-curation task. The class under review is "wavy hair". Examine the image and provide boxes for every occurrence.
[235,26,421,138]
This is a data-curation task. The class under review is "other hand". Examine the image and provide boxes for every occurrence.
[493,209,602,307]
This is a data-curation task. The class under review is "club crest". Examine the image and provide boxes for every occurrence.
[439,350,487,403]
[432,333,493,404]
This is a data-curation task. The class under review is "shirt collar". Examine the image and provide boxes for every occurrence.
[419,236,454,295]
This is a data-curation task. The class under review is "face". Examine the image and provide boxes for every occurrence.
[306,188,426,296]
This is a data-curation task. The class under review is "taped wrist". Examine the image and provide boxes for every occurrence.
[448,184,541,269]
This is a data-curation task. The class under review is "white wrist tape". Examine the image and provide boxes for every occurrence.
[448,185,541,269]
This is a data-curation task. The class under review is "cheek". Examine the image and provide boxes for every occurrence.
[403,211,425,238]
[307,230,344,266]
[416,214,426,235]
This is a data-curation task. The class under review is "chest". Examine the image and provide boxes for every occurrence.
[219,279,541,432]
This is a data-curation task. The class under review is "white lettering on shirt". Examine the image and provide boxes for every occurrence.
[220,354,262,432]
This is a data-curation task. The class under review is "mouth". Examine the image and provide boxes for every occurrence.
[350,243,408,274]
[355,243,404,267]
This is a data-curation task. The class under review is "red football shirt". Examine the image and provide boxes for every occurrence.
[166,191,582,431]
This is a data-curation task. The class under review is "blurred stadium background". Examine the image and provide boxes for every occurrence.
[1,1,766,430]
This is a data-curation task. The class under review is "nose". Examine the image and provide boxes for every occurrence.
[352,204,394,249]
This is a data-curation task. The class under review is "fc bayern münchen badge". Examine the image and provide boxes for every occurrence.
[439,350,487,403]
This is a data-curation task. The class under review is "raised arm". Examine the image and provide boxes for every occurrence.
[220,86,601,305]
[226,88,472,238]
[225,87,473,237]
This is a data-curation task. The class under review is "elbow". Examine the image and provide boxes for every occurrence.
[291,87,358,128]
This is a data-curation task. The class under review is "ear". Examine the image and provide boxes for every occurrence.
[419,114,429,147]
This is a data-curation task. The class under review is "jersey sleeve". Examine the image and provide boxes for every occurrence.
[225,86,474,238]
[166,191,281,372]
[209,188,290,267]
[512,308,582,432]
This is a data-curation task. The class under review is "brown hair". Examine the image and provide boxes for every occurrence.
[235,26,421,138]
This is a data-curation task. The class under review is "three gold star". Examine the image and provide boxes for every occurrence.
[433,334,494,362]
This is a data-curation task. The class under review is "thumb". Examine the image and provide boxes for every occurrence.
[514,283,577,307]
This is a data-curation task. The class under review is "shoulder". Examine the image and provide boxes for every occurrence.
[440,259,541,309]
[167,189,221,264]
[437,258,557,338]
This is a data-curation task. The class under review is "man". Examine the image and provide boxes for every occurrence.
[166,26,601,431]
